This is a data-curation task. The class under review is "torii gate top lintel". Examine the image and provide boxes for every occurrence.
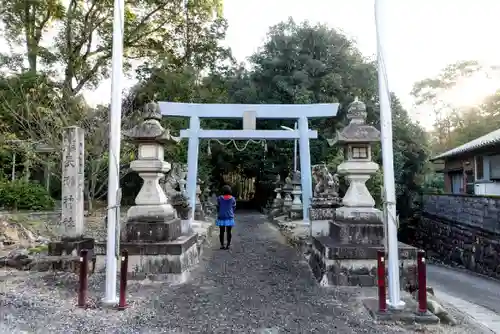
[158,102,340,119]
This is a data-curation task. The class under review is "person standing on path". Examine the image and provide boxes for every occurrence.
[216,185,236,250]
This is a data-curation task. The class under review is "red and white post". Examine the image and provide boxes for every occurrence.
[77,249,89,308]
[118,249,129,310]
[377,250,387,312]
[417,250,427,313]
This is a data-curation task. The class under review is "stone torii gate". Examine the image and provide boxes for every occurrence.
[158,102,339,225]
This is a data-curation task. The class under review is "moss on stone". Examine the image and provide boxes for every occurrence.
[28,244,48,254]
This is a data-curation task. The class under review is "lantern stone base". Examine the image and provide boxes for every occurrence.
[125,204,180,242]
[309,206,418,288]
[121,233,199,283]
[309,236,418,287]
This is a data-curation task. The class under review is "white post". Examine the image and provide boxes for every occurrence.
[298,116,312,222]
[375,0,403,309]
[11,151,16,181]
[186,116,200,223]
[103,0,124,306]
[293,122,298,172]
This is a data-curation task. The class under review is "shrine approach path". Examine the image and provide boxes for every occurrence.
[125,212,405,333]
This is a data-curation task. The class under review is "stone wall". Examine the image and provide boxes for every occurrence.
[0,210,61,222]
[415,194,500,278]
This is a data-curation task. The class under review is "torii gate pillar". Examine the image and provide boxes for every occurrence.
[186,116,200,226]
[298,116,313,216]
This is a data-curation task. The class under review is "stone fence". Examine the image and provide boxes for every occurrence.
[413,194,500,279]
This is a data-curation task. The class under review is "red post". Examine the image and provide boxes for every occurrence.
[377,250,387,312]
[118,249,129,310]
[417,250,427,313]
[77,249,89,308]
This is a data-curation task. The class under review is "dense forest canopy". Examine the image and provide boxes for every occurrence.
[0,1,497,216]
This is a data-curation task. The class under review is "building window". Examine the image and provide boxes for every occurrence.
[490,155,500,179]
[476,156,484,180]
[450,171,463,194]
[352,146,368,159]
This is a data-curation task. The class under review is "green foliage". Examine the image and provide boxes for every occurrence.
[28,244,48,254]
[0,0,226,97]
[0,180,55,211]
[0,0,230,208]
[412,60,500,155]
[421,174,445,194]
[0,5,431,216]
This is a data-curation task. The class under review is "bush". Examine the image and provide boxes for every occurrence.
[0,180,55,211]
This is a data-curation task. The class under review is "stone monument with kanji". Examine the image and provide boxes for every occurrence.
[48,126,95,271]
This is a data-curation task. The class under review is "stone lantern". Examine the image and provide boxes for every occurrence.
[123,103,178,228]
[121,102,199,281]
[282,173,293,214]
[290,170,303,220]
[272,175,282,207]
[308,98,418,288]
[335,97,381,216]
[194,178,205,221]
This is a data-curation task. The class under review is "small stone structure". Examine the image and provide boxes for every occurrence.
[48,126,94,269]
[201,183,216,218]
[282,174,293,215]
[179,164,188,195]
[194,178,205,221]
[309,98,417,287]
[121,102,198,282]
[290,171,303,220]
[310,164,342,220]
[269,175,283,217]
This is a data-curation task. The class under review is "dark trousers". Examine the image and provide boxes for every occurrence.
[219,226,232,246]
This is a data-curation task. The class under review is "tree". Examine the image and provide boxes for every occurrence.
[0,0,65,72]
[0,0,230,207]
[0,72,139,210]
[411,60,500,153]
[0,0,226,99]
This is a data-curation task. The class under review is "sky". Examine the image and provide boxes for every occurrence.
[25,1,500,129]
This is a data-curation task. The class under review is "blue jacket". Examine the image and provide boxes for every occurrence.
[217,195,236,220]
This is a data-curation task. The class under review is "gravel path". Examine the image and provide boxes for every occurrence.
[1,212,407,333]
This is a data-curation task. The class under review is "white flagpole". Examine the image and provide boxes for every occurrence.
[103,0,125,305]
[374,0,404,309]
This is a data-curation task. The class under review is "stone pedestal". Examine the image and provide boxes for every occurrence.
[310,207,418,287]
[310,196,342,220]
[121,102,199,282]
[310,165,341,220]
[121,233,198,282]
[310,236,417,287]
